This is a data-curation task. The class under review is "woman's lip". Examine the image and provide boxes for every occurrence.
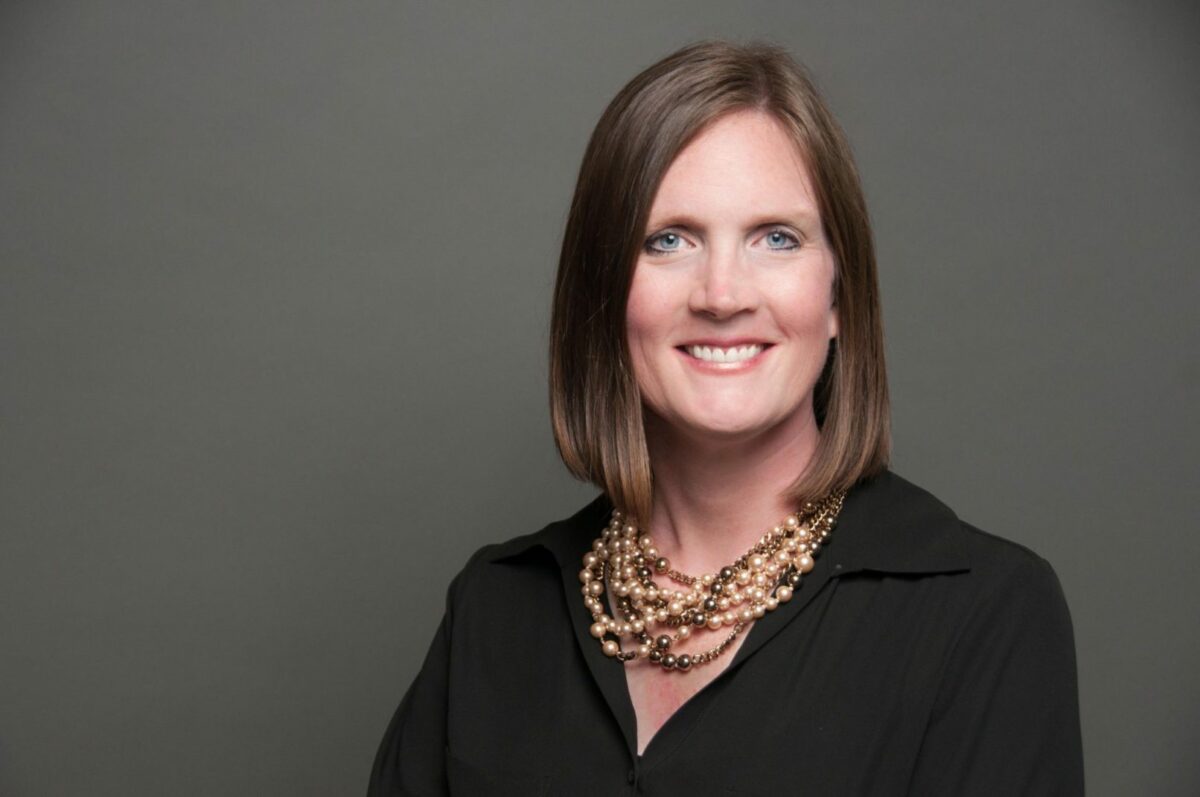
[675,343,772,371]
[676,339,774,348]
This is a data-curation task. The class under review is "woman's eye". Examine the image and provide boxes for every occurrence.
[645,231,687,254]
[763,229,800,250]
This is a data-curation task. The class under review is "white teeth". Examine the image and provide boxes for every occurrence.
[686,344,764,363]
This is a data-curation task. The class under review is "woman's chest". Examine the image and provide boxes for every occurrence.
[622,632,748,755]
[445,573,965,794]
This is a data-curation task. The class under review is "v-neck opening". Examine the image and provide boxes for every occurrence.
[623,567,840,767]
[625,621,752,762]
[550,488,868,769]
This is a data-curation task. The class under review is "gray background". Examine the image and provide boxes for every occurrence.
[2,1,1196,795]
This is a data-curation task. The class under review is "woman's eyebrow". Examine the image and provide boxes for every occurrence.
[644,209,820,232]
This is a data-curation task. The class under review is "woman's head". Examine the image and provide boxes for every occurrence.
[550,40,889,523]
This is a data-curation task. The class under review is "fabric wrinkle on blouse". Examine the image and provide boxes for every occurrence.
[369,469,1084,796]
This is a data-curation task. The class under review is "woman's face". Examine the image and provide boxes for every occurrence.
[626,110,838,444]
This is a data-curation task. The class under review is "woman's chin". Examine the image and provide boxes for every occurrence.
[673,413,783,444]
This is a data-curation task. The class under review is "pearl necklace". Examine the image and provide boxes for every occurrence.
[580,492,846,673]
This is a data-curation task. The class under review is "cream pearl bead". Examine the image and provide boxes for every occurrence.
[766,597,779,610]
[797,554,815,573]
[752,605,766,619]
[677,624,691,639]
[707,615,723,630]
[749,555,765,570]
[739,608,754,622]
[777,586,793,602]
[602,640,620,657]
[589,622,607,638]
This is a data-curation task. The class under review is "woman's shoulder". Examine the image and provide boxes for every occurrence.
[861,469,1068,604]
[443,493,612,600]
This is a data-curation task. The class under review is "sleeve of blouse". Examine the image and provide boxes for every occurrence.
[367,580,457,797]
[906,552,1085,796]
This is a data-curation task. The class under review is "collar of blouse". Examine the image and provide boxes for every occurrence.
[493,469,972,580]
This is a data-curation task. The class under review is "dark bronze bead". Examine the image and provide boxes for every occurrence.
[719,566,734,581]
[676,654,692,671]
[692,612,707,626]
[703,597,718,612]
[788,571,802,587]
[637,567,651,580]
[661,654,677,669]
[648,649,663,662]
[656,634,672,650]
[654,557,669,573]
[710,582,724,595]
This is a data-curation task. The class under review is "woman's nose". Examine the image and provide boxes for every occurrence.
[688,245,758,319]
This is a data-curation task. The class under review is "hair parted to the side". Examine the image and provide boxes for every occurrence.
[549,39,890,525]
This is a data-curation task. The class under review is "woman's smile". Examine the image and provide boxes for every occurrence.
[675,342,773,371]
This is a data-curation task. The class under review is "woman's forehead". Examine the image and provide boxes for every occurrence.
[646,110,819,228]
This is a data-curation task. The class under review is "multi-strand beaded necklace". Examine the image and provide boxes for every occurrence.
[579,492,846,673]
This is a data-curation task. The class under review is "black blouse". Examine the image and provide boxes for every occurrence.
[369,471,1083,796]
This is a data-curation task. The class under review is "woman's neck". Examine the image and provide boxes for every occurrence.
[640,410,821,577]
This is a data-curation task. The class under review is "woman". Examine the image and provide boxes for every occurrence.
[370,40,1083,796]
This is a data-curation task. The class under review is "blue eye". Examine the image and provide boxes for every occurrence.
[645,231,685,254]
[764,230,800,250]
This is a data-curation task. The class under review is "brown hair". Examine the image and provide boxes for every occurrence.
[549,40,889,523]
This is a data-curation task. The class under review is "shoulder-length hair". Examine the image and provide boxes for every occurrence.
[549,40,889,524]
